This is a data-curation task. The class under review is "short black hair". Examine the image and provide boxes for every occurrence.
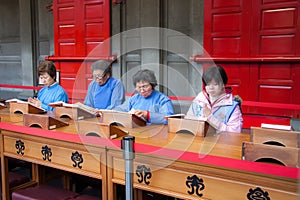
[202,65,228,86]
[38,61,57,81]
[133,69,157,88]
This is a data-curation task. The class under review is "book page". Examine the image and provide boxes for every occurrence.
[49,101,78,108]
[5,98,28,104]
[261,123,292,131]
[98,109,126,114]
[128,109,147,122]
[165,113,185,119]
[184,115,207,122]
[74,102,96,113]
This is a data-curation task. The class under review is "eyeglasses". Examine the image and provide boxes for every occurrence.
[136,84,151,91]
[93,73,106,81]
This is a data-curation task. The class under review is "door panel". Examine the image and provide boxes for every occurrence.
[205,0,300,117]
[122,0,203,113]
[53,0,110,102]
[251,0,300,108]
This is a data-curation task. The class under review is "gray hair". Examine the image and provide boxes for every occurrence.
[90,60,112,76]
[133,69,157,88]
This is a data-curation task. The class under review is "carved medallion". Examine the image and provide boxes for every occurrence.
[15,140,25,155]
[71,151,83,169]
[136,165,152,185]
[186,175,205,197]
[247,187,270,200]
[41,145,52,161]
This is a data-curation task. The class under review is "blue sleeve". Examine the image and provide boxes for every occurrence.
[39,87,68,111]
[114,98,130,112]
[41,101,51,111]
[106,81,125,110]
[84,81,95,107]
[149,99,174,124]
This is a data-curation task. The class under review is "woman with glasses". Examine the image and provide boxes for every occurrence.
[28,61,68,111]
[115,69,174,124]
[84,60,125,110]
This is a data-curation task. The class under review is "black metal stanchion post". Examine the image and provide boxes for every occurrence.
[121,136,135,200]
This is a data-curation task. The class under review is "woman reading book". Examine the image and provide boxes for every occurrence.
[186,65,243,133]
[114,69,174,124]
[28,61,68,111]
[84,60,125,110]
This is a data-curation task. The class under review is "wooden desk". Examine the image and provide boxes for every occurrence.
[0,122,107,200]
[105,126,298,199]
[0,113,299,200]
[0,108,23,124]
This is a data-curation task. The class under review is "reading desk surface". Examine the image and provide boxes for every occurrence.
[0,109,298,199]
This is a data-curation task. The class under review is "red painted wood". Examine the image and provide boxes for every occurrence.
[52,0,111,103]
[203,0,300,119]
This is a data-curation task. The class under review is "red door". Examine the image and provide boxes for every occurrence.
[204,0,300,118]
[50,0,111,102]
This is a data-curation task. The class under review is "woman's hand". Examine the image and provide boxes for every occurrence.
[133,110,147,119]
[202,103,212,118]
[28,97,42,108]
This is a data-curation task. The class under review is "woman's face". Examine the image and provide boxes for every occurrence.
[93,69,109,85]
[205,79,224,98]
[135,81,153,98]
[39,72,55,87]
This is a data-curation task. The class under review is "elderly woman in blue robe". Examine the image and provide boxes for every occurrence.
[115,69,174,124]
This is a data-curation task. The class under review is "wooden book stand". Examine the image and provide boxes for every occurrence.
[0,102,6,109]
[76,119,128,139]
[168,118,210,137]
[100,110,146,128]
[242,141,300,168]
[9,102,46,114]
[251,127,300,148]
[54,106,97,120]
[23,113,69,130]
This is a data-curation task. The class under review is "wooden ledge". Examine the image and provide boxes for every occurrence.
[76,119,128,139]
[54,106,97,120]
[168,118,211,137]
[100,111,146,128]
[251,127,300,148]
[9,102,46,114]
[23,113,69,130]
[242,141,300,168]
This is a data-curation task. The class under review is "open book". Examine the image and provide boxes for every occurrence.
[183,115,207,122]
[165,114,208,121]
[6,98,46,114]
[165,113,186,119]
[261,123,292,131]
[5,98,28,104]
[99,109,147,127]
[0,102,6,108]
[48,101,78,108]
[49,101,99,119]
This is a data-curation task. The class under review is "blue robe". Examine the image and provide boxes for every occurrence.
[84,77,125,110]
[115,90,174,124]
[38,82,68,111]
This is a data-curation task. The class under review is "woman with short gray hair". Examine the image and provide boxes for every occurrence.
[84,60,125,109]
[115,69,174,124]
